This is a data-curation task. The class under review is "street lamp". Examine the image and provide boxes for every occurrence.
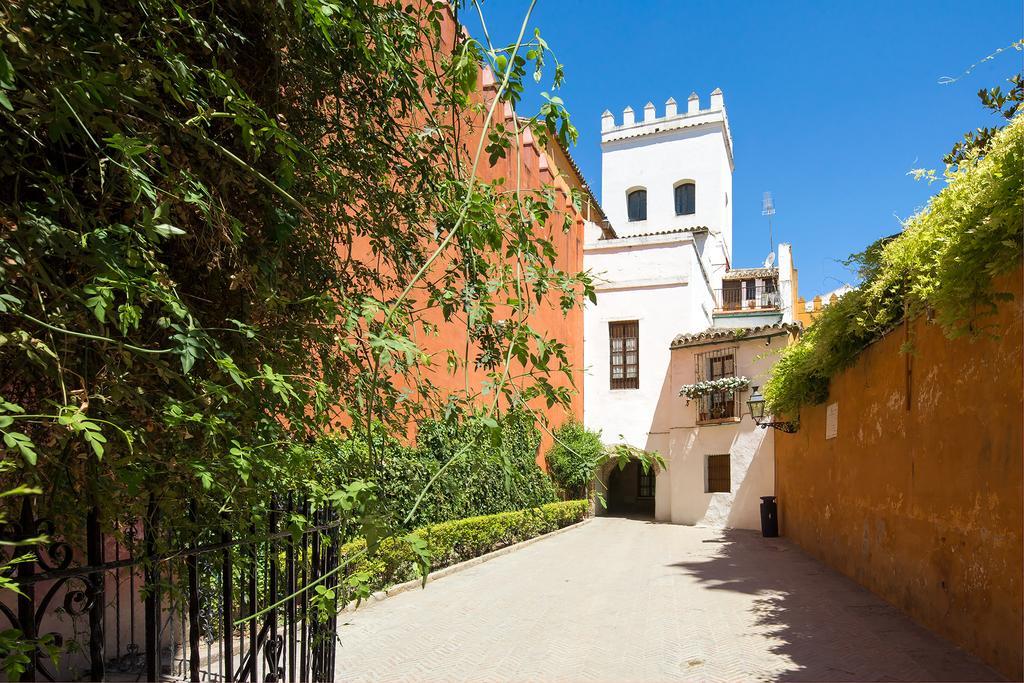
[747,386,798,433]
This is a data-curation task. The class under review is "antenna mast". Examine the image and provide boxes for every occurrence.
[762,191,775,256]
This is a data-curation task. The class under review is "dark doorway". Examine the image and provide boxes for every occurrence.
[606,460,655,517]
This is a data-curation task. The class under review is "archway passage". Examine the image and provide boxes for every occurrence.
[606,460,655,517]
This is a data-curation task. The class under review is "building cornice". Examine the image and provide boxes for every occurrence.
[595,276,689,292]
[584,226,707,252]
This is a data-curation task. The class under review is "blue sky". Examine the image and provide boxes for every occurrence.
[462,1,1022,295]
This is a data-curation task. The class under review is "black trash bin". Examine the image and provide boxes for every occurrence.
[759,496,779,538]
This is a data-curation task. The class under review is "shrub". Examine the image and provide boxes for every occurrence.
[340,500,589,597]
[305,410,557,531]
[415,410,557,521]
[545,420,604,499]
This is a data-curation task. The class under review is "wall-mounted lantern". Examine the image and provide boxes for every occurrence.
[747,386,798,433]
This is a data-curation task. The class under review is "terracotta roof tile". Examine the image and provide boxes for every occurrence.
[722,267,778,280]
[670,322,801,349]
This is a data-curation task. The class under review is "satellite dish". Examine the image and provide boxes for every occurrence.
[764,252,776,268]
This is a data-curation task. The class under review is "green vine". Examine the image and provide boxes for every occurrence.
[764,110,1023,416]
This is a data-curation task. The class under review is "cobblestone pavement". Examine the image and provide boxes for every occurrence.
[335,517,1001,682]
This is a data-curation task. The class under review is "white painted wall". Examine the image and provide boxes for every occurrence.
[583,219,604,243]
[777,242,796,324]
[601,93,734,266]
[583,232,714,451]
[585,88,784,530]
[584,91,734,458]
[653,333,788,529]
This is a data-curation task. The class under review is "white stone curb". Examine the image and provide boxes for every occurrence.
[341,516,592,612]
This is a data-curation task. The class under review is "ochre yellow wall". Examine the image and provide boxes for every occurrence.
[776,271,1023,680]
[794,292,840,329]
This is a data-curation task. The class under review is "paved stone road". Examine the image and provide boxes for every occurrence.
[335,517,1001,682]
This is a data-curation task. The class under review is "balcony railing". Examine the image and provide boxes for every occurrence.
[697,390,740,423]
[715,285,781,312]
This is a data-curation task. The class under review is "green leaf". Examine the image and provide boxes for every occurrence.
[0,399,24,414]
[3,432,37,465]
[154,223,186,237]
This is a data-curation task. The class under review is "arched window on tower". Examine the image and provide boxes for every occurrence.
[627,189,647,221]
[674,182,696,215]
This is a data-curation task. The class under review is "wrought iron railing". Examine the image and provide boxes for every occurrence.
[1,495,345,682]
[714,285,781,312]
[697,390,741,423]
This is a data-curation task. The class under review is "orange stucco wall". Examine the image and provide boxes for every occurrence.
[775,271,1023,679]
[341,8,591,465]
[411,11,590,463]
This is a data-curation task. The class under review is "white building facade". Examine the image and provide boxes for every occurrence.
[584,90,800,529]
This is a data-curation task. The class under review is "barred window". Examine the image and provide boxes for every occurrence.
[706,454,731,493]
[695,347,739,422]
[609,321,639,389]
[638,469,655,498]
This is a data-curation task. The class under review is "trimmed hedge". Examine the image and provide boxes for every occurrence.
[340,500,589,597]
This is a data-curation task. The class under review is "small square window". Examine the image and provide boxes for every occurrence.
[706,454,731,493]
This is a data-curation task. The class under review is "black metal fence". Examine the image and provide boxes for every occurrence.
[2,494,347,682]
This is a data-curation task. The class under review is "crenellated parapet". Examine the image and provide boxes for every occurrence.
[600,89,733,161]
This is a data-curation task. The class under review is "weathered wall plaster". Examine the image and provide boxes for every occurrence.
[775,272,1023,680]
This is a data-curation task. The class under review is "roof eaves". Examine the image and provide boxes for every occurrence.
[603,225,709,241]
[669,322,802,350]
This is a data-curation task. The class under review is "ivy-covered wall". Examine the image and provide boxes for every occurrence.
[775,271,1022,680]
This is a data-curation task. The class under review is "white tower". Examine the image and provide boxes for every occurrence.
[599,90,734,261]
[583,90,736,453]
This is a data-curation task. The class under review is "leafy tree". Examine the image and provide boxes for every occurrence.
[941,40,1023,168]
[765,115,1023,416]
[544,421,667,505]
[0,0,590,546]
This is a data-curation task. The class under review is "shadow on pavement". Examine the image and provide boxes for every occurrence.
[667,528,1002,682]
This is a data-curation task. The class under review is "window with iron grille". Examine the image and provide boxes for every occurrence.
[706,454,731,493]
[638,469,655,498]
[694,347,739,422]
[609,321,639,389]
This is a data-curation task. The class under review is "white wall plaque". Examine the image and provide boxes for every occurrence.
[825,402,838,440]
